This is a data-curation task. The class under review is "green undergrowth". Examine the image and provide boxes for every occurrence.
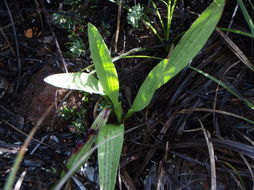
[4,0,254,190]
[44,1,227,189]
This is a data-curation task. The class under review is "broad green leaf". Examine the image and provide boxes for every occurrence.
[189,66,254,110]
[97,124,124,190]
[127,0,225,117]
[44,72,105,95]
[88,23,122,121]
[63,108,111,175]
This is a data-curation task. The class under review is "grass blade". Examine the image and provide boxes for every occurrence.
[216,28,254,72]
[97,124,124,190]
[151,0,166,35]
[144,20,163,42]
[127,58,169,117]
[88,23,122,121]
[166,0,177,41]
[189,66,254,110]
[218,27,254,38]
[127,0,225,116]
[44,72,105,95]
[4,105,54,190]
[178,108,254,125]
[237,0,254,35]
[63,108,111,175]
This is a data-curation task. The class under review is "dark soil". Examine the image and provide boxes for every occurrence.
[0,0,253,189]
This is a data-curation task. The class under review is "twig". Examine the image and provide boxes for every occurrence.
[38,0,68,73]
[226,4,239,35]
[34,0,44,32]
[0,26,15,56]
[114,0,123,52]
[216,28,254,72]
[239,154,254,190]
[3,104,54,190]
[197,118,216,190]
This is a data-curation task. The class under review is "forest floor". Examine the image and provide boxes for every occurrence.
[0,0,254,189]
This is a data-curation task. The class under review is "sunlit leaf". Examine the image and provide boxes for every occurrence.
[97,124,124,190]
[88,23,122,121]
[127,0,225,117]
[44,72,105,95]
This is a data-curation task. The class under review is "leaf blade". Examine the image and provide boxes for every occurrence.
[237,0,254,35]
[44,72,105,95]
[189,66,254,110]
[63,108,111,175]
[97,124,124,190]
[128,0,225,115]
[88,23,122,120]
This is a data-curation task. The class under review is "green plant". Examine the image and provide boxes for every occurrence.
[52,13,76,30]
[44,1,226,189]
[64,0,81,6]
[218,0,254,38]
[52,12,86,57]
[51,0,86,57]
[59,104,76,120]
[237,0,254,35]
[189,66,254,110]
[144,0,178,43]
[63,108,111,174]
[218,27,254,38]
[66,38,86,57]
[59,103,88,133]
[127,3,144,30]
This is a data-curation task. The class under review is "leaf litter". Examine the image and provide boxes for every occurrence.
[0,0,253,189]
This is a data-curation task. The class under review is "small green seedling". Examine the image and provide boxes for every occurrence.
[44,1,225,189]
[59,103,88,133]
[144,0,178,43]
